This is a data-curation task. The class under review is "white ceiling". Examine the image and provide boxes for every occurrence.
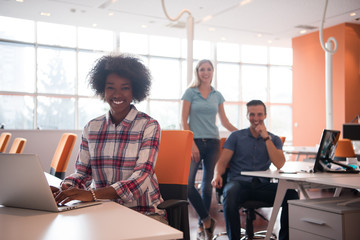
[1,0,360,47]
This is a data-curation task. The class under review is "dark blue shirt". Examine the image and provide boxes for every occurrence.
[223,128,283,182]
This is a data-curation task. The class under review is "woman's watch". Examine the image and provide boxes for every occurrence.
[263,135,272,142]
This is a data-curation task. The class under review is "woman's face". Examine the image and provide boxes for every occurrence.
[197,62,213,85]
[104,73,133,120]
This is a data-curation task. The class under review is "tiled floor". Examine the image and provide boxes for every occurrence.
[188,187,355,240]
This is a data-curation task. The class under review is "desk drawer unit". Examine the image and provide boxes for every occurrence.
[289,197,360,240]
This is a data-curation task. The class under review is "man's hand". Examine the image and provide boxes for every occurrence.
[254,122,268,139]
[211,174,223,189]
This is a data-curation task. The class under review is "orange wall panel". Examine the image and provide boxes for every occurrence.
[292,23,360,146]
[344,24,360,123]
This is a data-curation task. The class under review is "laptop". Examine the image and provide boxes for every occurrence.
[0,153,101,212]
[313,129,359,174]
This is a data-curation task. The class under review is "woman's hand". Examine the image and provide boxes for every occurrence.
[192,143,200,163]
[53,186,93,205]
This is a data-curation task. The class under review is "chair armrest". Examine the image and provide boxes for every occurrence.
[157,199,189,210]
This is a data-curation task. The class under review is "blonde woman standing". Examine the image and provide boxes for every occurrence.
[181,59,237,240]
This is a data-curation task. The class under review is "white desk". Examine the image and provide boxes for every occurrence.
[242,162,360,240]
[1,173,183,240]
[0,201,183,240]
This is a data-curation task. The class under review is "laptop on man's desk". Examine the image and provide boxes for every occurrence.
[0,154,101,212]
[313,129,359,174]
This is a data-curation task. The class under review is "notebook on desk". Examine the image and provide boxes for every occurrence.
[313,129,359,174]
[0,153,101,212]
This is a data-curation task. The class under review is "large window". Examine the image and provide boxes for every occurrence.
[0,16,293,142]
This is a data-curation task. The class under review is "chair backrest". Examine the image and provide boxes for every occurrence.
[50,133,77,179]
[335,138,355,158]
[220,137,226,153]
[280,136,286,144]
[0,132,12,153]
[155,130,193,240]
[155,130,193,200]
[8,137,27,154]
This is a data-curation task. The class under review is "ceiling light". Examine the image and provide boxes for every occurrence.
[15,0,24,2]
[92,23,98,27]
[239,0,252,7]
[40,12,51,17]
[267,40,272,44]
[350,12,356,17]
[295,25,317,30]
[141,24,148,29]
[108,12,114,16]
[208,27,215,32]
[201,15,213,23]
[257,33,262,38]
[220,37,227,41]
[300,29,307,34]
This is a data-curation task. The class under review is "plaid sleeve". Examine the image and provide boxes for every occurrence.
[62,127,93,189]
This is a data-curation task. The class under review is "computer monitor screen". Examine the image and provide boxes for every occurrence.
[313,129,340,172]
[343,123,360,141]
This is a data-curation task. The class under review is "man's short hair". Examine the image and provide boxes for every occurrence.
[246,100,267,115]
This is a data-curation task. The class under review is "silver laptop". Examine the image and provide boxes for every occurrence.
[0,153,101,212]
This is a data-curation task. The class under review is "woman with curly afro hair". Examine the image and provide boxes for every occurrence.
[52,54,166,223]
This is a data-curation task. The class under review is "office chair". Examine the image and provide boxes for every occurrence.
[334,138,355,161]
[8,137,27,154]
[49,133,77,179]
[155,130,193,240]
[0,132,12,153]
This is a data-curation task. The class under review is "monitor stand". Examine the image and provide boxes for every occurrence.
[323,159,359,173]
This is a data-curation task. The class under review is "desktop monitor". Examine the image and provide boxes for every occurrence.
[313,129,357,173]
[343,123,360,141]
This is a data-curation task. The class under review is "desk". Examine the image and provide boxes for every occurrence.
[0,173,183,240]
[283,146,318,161]
[0,201,183,240]
[242,162,360,240]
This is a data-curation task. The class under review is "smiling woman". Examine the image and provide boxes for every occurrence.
[51,54,168,224]
[104,74,133,125]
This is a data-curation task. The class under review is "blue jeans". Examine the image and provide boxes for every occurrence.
[223,179,299,240]
[188,138,220,226]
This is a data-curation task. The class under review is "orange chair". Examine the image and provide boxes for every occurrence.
[0,132,12,153]
[155,130,193,240]
[8,137,27,154]
[50,133,77,179]
[219,137,226,152]
[280,136,286,144]
[335,138,355,161]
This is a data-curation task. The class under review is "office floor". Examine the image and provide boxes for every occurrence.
[188,187,355,240]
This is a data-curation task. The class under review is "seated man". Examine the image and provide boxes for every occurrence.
[211,100,299,240]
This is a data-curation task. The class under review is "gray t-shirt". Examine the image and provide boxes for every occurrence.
[181,87,225,139]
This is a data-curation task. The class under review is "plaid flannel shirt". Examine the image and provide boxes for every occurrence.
[63,105,164,215]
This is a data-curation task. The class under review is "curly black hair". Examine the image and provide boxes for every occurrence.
[88,54,151,103]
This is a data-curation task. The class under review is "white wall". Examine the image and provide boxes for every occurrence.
[1,130,82,176]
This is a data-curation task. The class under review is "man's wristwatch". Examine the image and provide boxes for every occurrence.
[263,135,272,142]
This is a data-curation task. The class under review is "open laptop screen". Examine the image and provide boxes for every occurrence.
[313,129,340,172]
